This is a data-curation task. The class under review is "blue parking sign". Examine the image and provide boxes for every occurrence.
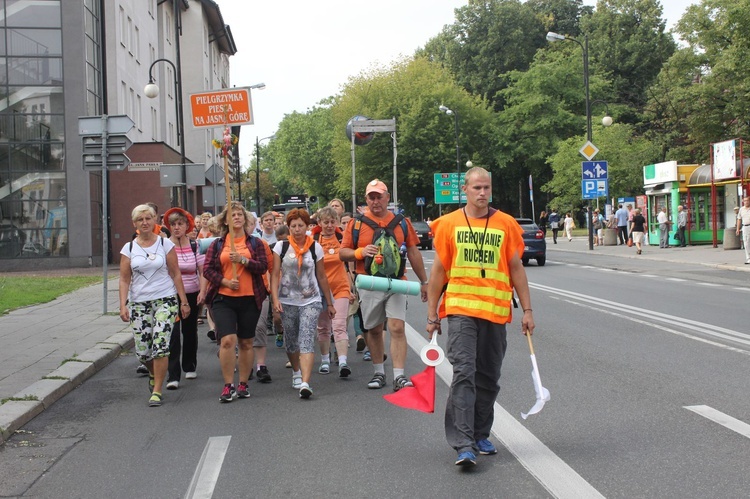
[582,179,608,199]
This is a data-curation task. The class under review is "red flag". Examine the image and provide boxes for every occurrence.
[383,366,435,413]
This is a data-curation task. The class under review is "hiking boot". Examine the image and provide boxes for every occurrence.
[393,374,413,392]
[476,439,497,455]
[236,382,250,399]
[256,366,272,383]
[367,372,386,389]
[455,451,477,466]
[219,384,236,403]
[339,362,351,378]
[318,361,330,375]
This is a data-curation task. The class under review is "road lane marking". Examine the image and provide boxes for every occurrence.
[696,282,720,287]
[405,324,604,499]
[531,283,750,349]
[684,405,750,439]
[184,436,231,499]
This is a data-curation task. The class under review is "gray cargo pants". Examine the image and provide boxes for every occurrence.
[444,315,507,454]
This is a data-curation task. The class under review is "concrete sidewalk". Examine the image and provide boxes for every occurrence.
[1,239,748,443]
[546,234,750,273]
[0,271,130,443]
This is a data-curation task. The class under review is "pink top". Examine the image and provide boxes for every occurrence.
[174,244,205,293]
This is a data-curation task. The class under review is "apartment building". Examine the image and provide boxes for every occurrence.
[0,0,236,269]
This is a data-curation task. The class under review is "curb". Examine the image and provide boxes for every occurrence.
[0,328,133,444]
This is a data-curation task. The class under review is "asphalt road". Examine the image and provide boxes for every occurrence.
[2,251,749,498]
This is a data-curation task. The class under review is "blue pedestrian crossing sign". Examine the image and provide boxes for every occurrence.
[416,197,426,206]
[582,179,608,199]
[582,161,608,180]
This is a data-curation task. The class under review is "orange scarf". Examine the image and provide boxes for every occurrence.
[288,235,314,275]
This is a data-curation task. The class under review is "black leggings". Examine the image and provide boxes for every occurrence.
[168,291,199,382]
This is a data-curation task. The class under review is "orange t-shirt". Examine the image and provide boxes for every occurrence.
[341,212,419,276]
[219,235,254,297]
[317,234,351,299]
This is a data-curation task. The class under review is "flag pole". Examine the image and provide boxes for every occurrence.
[220,106,237,279]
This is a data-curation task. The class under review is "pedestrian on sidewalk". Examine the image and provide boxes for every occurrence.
[548,209,560,244]
[736,196,750,264]
[426,166,535,467]
[657,207,670,248]
[615,204,629,245]
[164,208,204,390]
[677,205,688,247]
[119,204,190,408]
[592,209,604,246]
[202,202,269,403]
[538,211,548,238]
[564,212,575,241]
[630,208,647,255]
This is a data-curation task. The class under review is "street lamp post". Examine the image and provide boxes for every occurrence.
[546,31,597,250]
[145,56,186,209]
[255,134,275,214]
[439,105,463,207]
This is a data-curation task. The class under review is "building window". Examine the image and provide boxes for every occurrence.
[136,95,142,130]
[151,106,157,141]
[134,26,140,62]
[119,6,126,47]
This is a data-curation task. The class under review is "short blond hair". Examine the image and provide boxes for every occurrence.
[131,204,156,221]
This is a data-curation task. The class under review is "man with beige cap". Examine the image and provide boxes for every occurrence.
[340,179,429,391]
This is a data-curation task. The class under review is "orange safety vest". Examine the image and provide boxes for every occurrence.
[431,209,524,324]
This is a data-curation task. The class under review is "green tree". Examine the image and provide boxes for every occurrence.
[584,0,676,112]
[420,0,547,111]
[264,103,337,203]
[330,57,496,218]
[527,0,592,36]
[646,0,750,161]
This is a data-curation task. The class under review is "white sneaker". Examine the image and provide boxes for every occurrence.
[299,382,313,399]
[185,372,197,379]
[292,374,302,389]
[166,380,179,390]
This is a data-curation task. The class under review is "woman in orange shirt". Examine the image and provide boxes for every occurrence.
[202,202,268,403]
[315,207,356,377]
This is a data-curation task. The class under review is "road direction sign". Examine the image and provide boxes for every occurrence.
[82,135,133,155]
[189,88,253,128]
[82,153,131,171]
[582,179,608,199]
[579,141,599,160]
[78,115,134,136]
[433,172,466,204]
[582,161,608,180]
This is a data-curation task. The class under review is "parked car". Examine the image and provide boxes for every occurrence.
[410,221,433,250]
[514,218,546,266]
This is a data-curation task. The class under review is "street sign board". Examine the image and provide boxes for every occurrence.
[82,153,131,171]
[434,172,466,204]
[582,161,608,180]
[579,141,599,161]
[189,88,253,128]
[582,179,608,199]
[350,119,396,133]
[129,162,162,172]
[82,135,133,155]
[78,115,134,136]
[416,197,425,206]
[433,172,492,204]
